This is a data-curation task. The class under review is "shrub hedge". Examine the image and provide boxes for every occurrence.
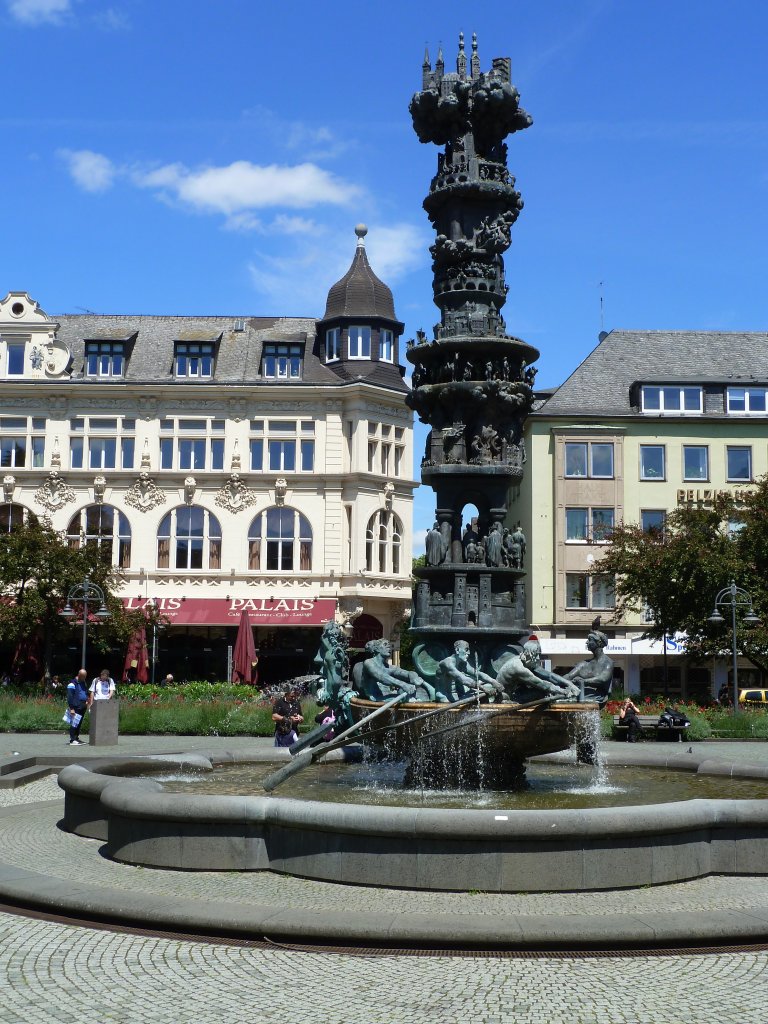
[0,687,319,737]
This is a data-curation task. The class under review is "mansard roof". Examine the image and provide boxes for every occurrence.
[536,329,768,418]
[51,312,408,393]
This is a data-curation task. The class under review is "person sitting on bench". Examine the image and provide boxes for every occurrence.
[619,697,642,742]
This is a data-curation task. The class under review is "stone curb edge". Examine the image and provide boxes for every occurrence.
[1,805,768,949]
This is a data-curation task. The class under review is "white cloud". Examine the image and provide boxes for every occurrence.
[58,148,116,192]
[246,221,428,316]
[133,160,360,215]
[7,0,71,24]
[364,223,429,283]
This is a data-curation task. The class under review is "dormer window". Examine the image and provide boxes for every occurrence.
[175,341,214,378]
[727,387,767,413]
[380,329,394,363]
[85,340,124,378]
[262,342,302,379]
[641,385,702,413]
[325,328,341,363]
[348,326,371,359]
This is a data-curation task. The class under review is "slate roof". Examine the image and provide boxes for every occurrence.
[52,313,408,393]
[536,330,768,418]
[323,244,399,322]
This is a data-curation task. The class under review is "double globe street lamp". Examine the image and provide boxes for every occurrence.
[707,580,761,713]
[60,576,111,671]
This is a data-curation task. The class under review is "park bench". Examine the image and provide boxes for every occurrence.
[612,714,688,741]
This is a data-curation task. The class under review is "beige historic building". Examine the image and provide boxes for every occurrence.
[0,228,416,683]
[516,329,768,700]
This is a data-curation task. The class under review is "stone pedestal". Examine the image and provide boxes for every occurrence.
[89,699,119,746]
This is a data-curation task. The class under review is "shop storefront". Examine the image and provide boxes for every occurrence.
[123,597,338,685]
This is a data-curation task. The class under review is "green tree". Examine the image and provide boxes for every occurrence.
[0,515,132,680]
[592,484,768,673]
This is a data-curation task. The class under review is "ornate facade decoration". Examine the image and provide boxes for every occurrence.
[34,470,75,512]
[124,472,167,512]
[183,477,196,504]
[93,476,106,503]
[2,475,15,503]
[274,478,287,506]
[214,473,255,513]
[140,440,151,470]
[51,437,61,469]
[383,481,395,510]
[230,441,242,472]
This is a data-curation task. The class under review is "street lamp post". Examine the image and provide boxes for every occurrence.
[60,576,111,672]
[707,580,761,714]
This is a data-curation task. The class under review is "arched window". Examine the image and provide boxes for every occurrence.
[248,507,312,572]
[0,502,29,534]
[365,509,402,575]
[66,505,131,568]
[157,506,221,570]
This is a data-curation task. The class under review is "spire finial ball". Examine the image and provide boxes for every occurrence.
[355,223,368,240]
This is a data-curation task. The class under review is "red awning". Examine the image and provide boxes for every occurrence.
[122,597,336,627]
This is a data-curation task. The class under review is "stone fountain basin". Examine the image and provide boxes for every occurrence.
[58,751,768,892]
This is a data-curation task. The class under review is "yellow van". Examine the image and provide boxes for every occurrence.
[739,689,768,704]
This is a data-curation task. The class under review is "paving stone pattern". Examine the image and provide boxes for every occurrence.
[2,737,768,1021]
[1,910,767,1024]
[6,801,768,918]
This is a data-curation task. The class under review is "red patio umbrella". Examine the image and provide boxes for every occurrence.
[122,625,149,684]
[232,608,258,685]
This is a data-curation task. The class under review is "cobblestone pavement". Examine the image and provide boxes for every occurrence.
[2,745,768,1020]
[4,800,768,919]
[0,909,767,1024]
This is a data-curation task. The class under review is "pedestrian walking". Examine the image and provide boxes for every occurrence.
[66,669,89,745]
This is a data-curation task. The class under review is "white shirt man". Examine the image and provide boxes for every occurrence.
[88,670,116,705]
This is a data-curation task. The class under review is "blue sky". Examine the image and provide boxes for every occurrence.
[2,0,767,550]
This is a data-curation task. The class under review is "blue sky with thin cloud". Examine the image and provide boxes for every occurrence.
[2,0,767,551]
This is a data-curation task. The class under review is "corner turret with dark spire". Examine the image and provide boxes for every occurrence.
[315,225,407,391]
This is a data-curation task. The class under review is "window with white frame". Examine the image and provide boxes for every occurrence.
[5,340,25,376]
[726,387,768,414]
[67,505,131,568]
[0,416,45,468]
[366,421,404,476]
[247,507,312,572]
[641,385,702,413]
[85,340,125,378]
[365,509,402,574]
[682,445,708,481]
[262,342,302,379]
[348,326,371,359]
[69,417,135,471]
[565,507,615,543]
[565,573,615,609]
[157,506,221,570]
[325,328,341,363]
[159,418,225,471]
[174,341,214,378]
[564,441,614,478]
[727,445,752,481]
[379,329,394,362]
[639,445,665,480]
